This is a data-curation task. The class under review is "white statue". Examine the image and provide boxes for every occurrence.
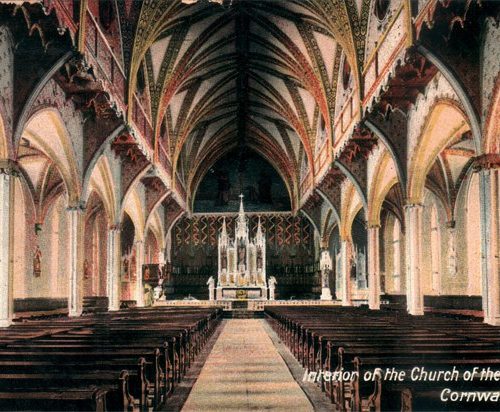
[320,249,333,300]
[268,276,277,300]
[153,283,163,301]
[207,276,215,301]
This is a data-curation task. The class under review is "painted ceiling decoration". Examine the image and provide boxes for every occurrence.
[127,0,372,210]
[5,0,494,222]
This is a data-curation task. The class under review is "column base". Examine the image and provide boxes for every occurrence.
[0,319,12,328]
[408,308,424,316]
[320,288,332,301]
[484,316,500,326]
[68,310,82,317]
[369,302,381,310]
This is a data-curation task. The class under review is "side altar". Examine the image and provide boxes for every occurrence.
[214,196,268,300]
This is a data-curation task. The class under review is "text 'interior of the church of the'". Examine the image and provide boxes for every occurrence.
[0,0,499,411]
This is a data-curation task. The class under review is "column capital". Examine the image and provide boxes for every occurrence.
[367,224,381,230]
[404,202,424,210]
[109,224,121,232]
[0,159,20,177]
[66,202,86,213]
[472,154,500,172]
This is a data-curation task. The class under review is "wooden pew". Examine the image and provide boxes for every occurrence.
[0,306,222,411]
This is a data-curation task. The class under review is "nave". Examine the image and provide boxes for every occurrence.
[0,0,499,410]
[182,319,313,412]
[1,305,500,412]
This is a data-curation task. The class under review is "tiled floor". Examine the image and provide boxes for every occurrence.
[181,319,314,412]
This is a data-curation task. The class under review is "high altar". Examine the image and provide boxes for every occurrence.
[216,196,268,300]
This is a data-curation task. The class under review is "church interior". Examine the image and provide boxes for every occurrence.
[0,0,499,410]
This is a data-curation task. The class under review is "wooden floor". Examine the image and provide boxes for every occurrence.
[181,319,313,412]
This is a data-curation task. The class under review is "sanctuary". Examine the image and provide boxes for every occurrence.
[216,196,268,300]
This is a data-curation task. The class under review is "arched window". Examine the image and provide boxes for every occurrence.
[136,63,146,95]
[430,204,441,294]
[374,0,390,21]
[99,0,115,31]
[342,57,351,90]
[316,115,326,150]
[392,218,401,293]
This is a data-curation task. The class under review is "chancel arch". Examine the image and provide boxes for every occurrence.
[192,148,292,214]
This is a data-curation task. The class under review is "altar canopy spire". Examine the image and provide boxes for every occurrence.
[256,217,263,242]
[221,216,228,242]
[216,195,267,300]
[236,194,248,240]
[239,194,245,216]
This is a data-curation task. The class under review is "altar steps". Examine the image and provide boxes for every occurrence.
[224,310,265,319]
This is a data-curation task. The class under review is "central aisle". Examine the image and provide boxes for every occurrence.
[181,319,314,412]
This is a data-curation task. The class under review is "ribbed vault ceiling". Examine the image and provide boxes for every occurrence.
[130,0,365,205]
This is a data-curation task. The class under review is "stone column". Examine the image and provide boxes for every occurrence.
[367,225,381,310]
[135,240,144,307]
[0,164,15,327]
[340,239,351,306]
[405,203,424,316]
[107,225,121,311]
[67,205,85,317]
[478,163,500,326]
[446,221,457,278]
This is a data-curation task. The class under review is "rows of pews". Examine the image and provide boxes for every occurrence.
[266,306,500,411]
[0,307,222,411]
